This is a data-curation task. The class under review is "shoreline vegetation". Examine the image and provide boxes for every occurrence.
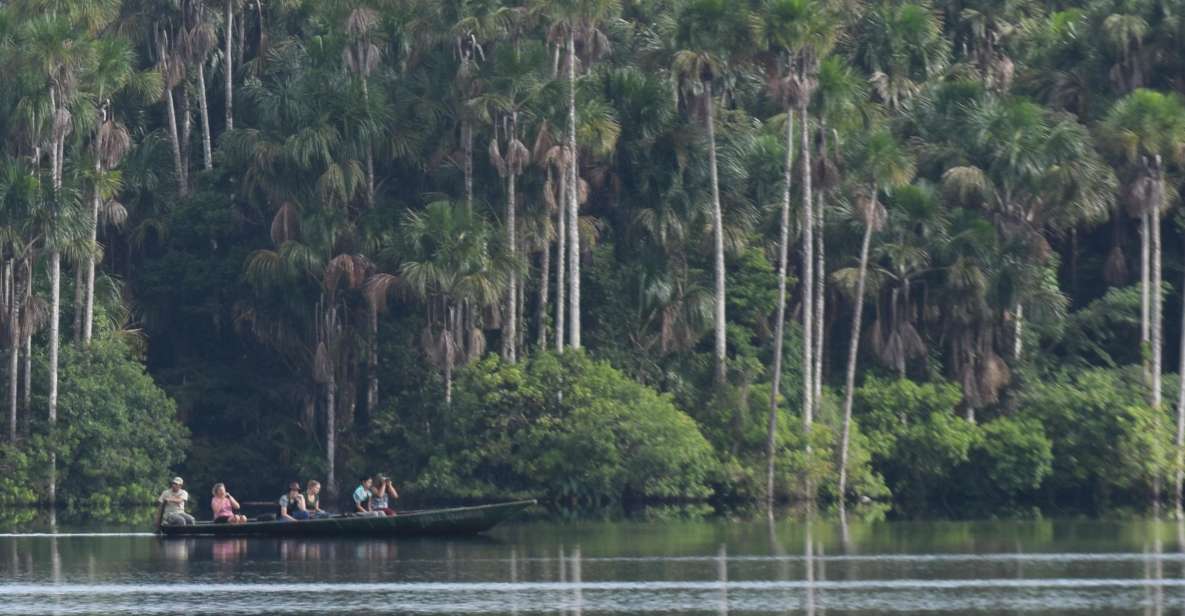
[1,0,1184,519]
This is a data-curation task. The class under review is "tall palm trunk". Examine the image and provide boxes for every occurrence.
[538,235,551,350]
[556,166,566,353]
[7,261,18,443]
[22,259,31,423]
[48,250,60,505]
[505,167,518,363]
[225,0,234,131]
[1142,212,1151,387]
[83,142,102,344]
[813,192,825,410]
[1152,200,1163,409]
[799,99,815,502]
[766,112,794,509]
[1174,240,1185,517]
[361,76,375,209]
[367,301,378,415]
[72,265,84,342]
[445,306,456,404]
[705,79,726,384]
[464,122,474,212]
[325,375,336,498]
[567,29,581,350]
[838,195,876,515]
[198,62,213,170]
[165,85,187,197]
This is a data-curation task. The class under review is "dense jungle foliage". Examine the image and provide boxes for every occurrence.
[1,0,1185,516]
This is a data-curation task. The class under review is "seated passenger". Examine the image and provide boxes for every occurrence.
[369,474,399,517]
[211,483,248,524]
[279,481,310,521]
[157,477,195,526]
[352,476,373,513]
[304,480,331,519]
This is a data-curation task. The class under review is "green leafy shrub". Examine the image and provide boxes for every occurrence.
[1016,368,1170,509]
[408,351,717,502]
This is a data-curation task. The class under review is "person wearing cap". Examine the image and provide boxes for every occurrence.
[157,477,195,526]
[279,481,309,521]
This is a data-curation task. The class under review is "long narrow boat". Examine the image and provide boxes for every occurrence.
[158,500,536,537]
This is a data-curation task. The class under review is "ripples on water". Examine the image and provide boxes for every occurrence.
[1,516,1184,614]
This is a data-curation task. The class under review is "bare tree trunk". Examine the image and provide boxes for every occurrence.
[799,101,815,503]
[1013,303,1024,360]
[325,376,336,498]
[813,192,825,410]
[505,169,518,363]
[538,235,551,350]
[445,307,456,404]
[838,199,876,515]
[83,149,101,344]
[464,122,473,212]
[367,301,378,415]
[766,112,793,510]
[225,0,234,131]
[7,261,17,443]
[556,167,566,353]
[1174,239,1185,518]
[1142,211,1151,387]
[518,268,526,358]
[361,76,375,209]
[72,265,83,342]
[22,260,31,424]
[180,87,191,181]
[236,6,245,67]
[198,62,213,170]
[165,86,188,197]
[702,81,726,384]
[48,250,60,505]
[567,29,581,351]
[1152,202,1163,409]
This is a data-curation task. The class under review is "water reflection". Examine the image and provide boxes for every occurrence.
[3,515,1185,614]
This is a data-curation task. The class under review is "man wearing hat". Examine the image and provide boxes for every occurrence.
[157,477,195,526]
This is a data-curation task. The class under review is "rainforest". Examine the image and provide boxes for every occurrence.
[0,0,1182,518]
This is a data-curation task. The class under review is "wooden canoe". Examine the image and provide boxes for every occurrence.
[158,500,535,537]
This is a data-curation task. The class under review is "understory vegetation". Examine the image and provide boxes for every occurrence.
[1,0,1185,516]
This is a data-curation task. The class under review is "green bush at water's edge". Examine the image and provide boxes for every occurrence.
[0,335,187,507]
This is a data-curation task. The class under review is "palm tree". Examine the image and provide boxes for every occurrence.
[341,4,384,209]
[849,0,950,111]
[398,200,506,404]
[836,127,914,514]
[537,0,621,351]
[1101,89,1185,510]
[752,0,835,504]
[673,0,751,385]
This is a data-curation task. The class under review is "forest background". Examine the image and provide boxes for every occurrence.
[0,0,1182,519]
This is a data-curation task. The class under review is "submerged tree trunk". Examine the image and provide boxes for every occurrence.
[704,80,726,384]
[225,0,234,131]
[567,29,581,351]
[838,198,876,515]
[766,112,794,509]
[800,100,815,502]
[198,62,213,170]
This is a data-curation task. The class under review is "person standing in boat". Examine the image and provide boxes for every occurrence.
[369,474,399,516]
[157,477,195,526]
[279,481,310,521]
[304,480,330,518]
[211,483,248,524]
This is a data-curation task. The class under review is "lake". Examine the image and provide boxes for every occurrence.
[1,509,1183,614]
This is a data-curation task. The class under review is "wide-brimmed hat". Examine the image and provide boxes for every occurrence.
[171,477,184,486]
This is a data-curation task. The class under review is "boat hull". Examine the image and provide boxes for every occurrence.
[158,500,535,537]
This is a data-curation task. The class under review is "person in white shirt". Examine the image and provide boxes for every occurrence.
[157,477,195,526]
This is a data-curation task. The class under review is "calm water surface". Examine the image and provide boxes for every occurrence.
[2,511,1184,614]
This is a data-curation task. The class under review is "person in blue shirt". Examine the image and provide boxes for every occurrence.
[352,476,373,513]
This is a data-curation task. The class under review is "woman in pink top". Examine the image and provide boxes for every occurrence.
[211,483,247,524]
